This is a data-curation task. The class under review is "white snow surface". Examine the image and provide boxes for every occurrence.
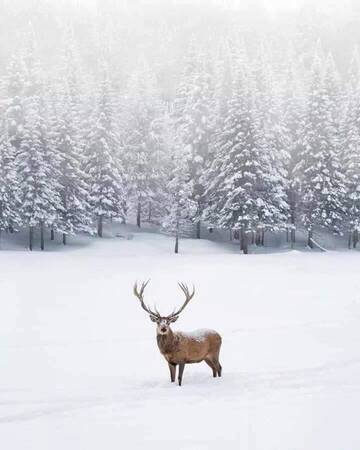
[1,228,360,450]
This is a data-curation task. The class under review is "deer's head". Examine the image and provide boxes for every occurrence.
[133,280,195,335]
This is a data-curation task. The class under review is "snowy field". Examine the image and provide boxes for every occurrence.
[1,229,360,450]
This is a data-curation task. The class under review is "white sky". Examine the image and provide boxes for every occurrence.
[263,0,300,10]
[262,0,346,12]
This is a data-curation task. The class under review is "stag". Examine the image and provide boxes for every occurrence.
[133,281,222,386]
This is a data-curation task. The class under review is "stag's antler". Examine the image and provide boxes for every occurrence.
[133,280,160,319]
[167,282,195,319]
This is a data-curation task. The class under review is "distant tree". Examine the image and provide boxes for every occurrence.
[16,42,62,250]
[342,58,360,247]
[84,66,126,237]
[204,59,287,253]
[251,49,290,242]
[295,51,346,245]
[0,122,21,241]
[281,46,307,246]
[17,92,61,250]
[50,40,93,244]
[4,53,27,155]
[124,62,165,227]
[162,114,196,253]
[174,43,216,238]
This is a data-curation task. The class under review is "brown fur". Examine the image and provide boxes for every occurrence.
[156,328,222,384]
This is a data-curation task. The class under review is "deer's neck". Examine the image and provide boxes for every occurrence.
[156,328,178,355]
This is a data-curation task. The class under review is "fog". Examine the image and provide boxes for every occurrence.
[0,0,360,85]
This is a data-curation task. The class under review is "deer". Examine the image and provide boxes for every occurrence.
[133,280,222,386]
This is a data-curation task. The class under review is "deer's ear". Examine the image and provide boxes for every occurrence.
[150,315,158,322]
[168,316,178,323]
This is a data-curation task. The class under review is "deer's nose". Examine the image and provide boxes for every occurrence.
[161,327,167,333]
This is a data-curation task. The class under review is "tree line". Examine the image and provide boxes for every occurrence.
[0,33,359,253]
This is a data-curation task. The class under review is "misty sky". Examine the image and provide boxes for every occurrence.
[0,0,359,81]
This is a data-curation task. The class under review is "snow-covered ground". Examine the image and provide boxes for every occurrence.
[1,227,360,450]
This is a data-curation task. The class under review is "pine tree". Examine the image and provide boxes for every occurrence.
[124,62,165,227]
[50,40,93,244]
[4,54,27,154]
[204,65,264,253]
[17,91,61,250]
[282,46,307,245]
[174,44,216,238]
[162,114,196,254]
[348,47,360,92]
[295,51,346,243]
[0,121,22,241]
[252,51,290,241]
[16,40,62,250]
[84,66,126,237]
[342,55,360,247]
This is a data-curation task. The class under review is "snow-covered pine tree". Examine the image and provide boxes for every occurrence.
[146,108,172,225]
[320,54,347,231]
[49,40,93,244]
[295,50,346,244]
[281,45,307,246]
[342,51,360,247]
[162,114,196,254]
[4,54,27,155]
[204,62,271,254]
[202,40,245,237]
[251,49,290,243]
[124,62,165,227]
[0,57,26,236]
[16,71,62,250]
[84,65,126,237]
[173,43,216,238]
[0,121,22,242]
[348,47,360,92]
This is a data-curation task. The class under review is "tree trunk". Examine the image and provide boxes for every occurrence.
[50,229,54,240]
[286,227,289,242]
[307,228,313,248]
[29,226,34,251]
[240,227,249,254]
[63,233,67,245]
[40,226,45,251]
[242,230,249,255]
[229,229,233,241]
[175,231,179,254]
[137,202,141,228]
[255,228,261,246]
[348,231,353,249]
[196,220,201,239]
[353,230,359,248]
[261,229,265,246]
[291,228,296,249]
[40,222,45,251]
[97,215,103,237]
[148,202,152,222]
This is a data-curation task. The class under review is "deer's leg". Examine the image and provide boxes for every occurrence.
[168,363,176,382]
[212,348,222,377]
[178,363,185,386]
[217,361,222,377]
[205,358,217,377]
